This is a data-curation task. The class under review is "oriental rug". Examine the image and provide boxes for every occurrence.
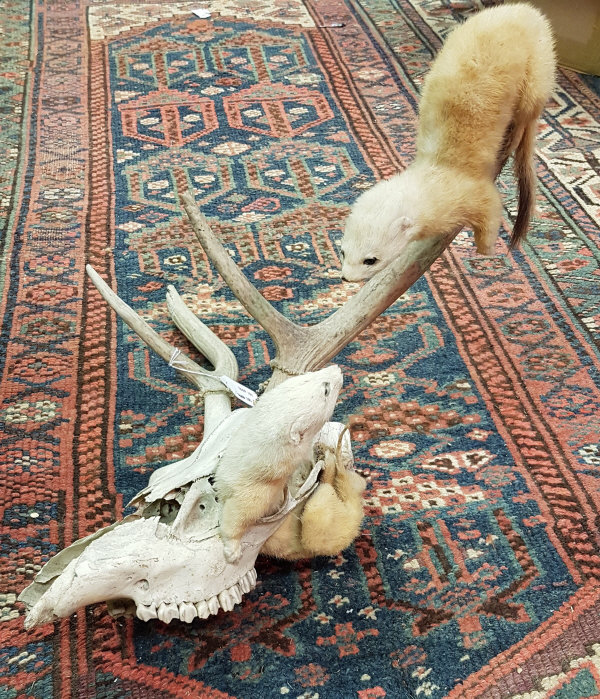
[2,0,600,697]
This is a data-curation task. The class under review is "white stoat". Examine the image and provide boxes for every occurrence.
[214,366,343,563]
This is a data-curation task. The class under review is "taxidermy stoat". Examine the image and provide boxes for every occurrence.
[261,437,366,560]
[214,366,343,563]
[340,3,556,281]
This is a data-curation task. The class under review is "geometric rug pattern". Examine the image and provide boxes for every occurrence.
[2,0,600,696]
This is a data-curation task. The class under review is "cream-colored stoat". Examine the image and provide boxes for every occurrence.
[340,3,556,281]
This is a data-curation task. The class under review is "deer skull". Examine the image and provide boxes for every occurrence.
[20,413,352,627]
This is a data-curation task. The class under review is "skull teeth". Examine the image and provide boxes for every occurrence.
[158,601,179,624]
[134,569,258,622]
[136,601,157,621]
[179,601,197,623]
[218,589,235,612]
[229,583,242,605]
[238,568,257,594]
[195,599,210,619]
[207,595,220,616]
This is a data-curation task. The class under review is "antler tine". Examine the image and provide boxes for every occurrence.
[181,192,306,351]
[165,285,237,433]
[181,192,458,388]
[165,285,239,381]
[86,264,228,402]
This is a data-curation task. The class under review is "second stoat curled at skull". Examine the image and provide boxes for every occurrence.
[214,366,343,563]
[261,441,366,560]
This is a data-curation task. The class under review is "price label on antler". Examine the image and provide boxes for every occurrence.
[218,376,258,407]
[168,349,257,407]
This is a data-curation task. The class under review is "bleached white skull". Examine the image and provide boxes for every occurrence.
[19,419,353,628]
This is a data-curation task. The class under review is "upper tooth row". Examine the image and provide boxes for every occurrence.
[135,568,257,623]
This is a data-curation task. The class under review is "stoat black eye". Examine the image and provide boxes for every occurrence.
[339,249,345,261]
[363,257,378,266]
[323,382,330,397]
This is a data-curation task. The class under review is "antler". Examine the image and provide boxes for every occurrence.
[180,191,456,387]
[86,264,236,434]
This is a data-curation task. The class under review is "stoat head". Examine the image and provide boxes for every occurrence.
[255,366,343,451]
[340,175,416,282]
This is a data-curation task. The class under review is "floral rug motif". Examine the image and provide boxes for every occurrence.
[2,0,600,697]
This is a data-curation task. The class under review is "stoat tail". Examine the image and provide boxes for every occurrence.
[510,119,538,249]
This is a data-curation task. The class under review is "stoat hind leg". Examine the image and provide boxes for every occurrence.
[261,452,366,560]
[259,509,304,560]
[220,484,280,563]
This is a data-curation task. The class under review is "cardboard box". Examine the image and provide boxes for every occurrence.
[513,0,600,75]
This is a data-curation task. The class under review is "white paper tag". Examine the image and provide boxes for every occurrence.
[192,8,211,18]
[219,376,258,407]
[167,348,257,406]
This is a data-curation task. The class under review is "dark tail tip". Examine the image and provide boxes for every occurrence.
[509,121,538,250]
[510,173,534,250]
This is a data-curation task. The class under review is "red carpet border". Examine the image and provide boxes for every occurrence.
[1,0,600,696]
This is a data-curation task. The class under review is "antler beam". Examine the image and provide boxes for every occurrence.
[181,191,456,387]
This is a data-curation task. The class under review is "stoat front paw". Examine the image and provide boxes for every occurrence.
[222,538,242,563]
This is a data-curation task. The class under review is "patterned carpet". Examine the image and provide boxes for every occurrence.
[2,0,600,696]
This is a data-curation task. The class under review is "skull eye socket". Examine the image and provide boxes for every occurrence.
[363,257,378,266]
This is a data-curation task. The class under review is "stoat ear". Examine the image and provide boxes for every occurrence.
[289,415,311,446]
[289,426,305,446]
